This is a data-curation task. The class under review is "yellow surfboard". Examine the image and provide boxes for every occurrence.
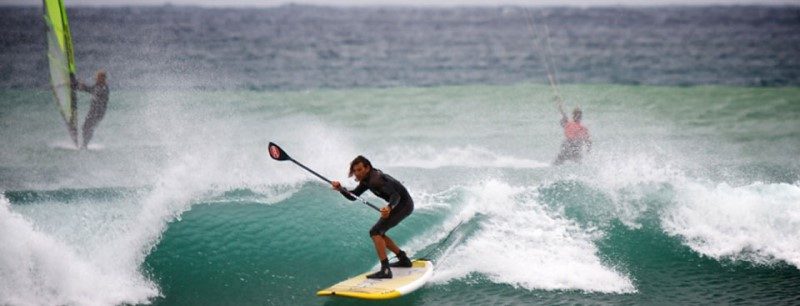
[317,259,433,300]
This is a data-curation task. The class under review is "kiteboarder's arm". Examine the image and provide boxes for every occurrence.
[557,100,568,126]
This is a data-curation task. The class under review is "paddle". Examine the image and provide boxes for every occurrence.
[267,142,381,212]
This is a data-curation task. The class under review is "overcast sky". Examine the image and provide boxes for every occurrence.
[4,0,800,6]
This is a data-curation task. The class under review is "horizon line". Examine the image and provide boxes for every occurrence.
[3,1,800,8]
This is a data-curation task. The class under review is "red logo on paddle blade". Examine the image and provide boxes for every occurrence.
[269,145,281,160]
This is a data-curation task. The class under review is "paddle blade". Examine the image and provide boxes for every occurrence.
[268,142,291,161]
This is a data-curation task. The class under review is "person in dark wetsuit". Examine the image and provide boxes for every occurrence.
[554,101,592,165]
[76,70,109,150]
[331,156,414,279]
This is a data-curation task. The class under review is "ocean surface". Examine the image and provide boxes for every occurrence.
[2,5,800,306]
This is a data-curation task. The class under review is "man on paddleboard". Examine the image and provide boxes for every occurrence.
[554,101,592,165]
[331,156,414,279]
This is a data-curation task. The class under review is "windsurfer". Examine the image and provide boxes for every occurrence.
[75,70,109,149]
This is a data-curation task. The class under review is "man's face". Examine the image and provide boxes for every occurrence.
[352,162,370,182]
[96,72,107,84]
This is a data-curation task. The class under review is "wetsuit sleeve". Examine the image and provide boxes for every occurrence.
[388,193,401,210]
[340,182,368,201]
[560,116,568,128]
[380,183,402,210]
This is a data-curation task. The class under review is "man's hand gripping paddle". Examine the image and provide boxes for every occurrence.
[267,142,380,212]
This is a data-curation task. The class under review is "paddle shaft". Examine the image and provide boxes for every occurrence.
[287,158,381,212]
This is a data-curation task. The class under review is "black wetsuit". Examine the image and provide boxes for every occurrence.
[340,169,414,237]
[77,82,109,148]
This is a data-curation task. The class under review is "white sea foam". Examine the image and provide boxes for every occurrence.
[378,145,549,169]
[0,194,158,306]
[412,179,635,293]
[583,149,800,269]
[662,181,800,268]
[1,91,364,305]
[575,151,686,229]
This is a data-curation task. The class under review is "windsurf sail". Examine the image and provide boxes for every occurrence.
[43,0,78,147]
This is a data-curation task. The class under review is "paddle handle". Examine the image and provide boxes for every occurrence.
[351,196,381,212]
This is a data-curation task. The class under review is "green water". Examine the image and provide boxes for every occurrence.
[2,83,799,305]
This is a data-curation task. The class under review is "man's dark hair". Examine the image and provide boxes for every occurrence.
[348,155,372,177]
